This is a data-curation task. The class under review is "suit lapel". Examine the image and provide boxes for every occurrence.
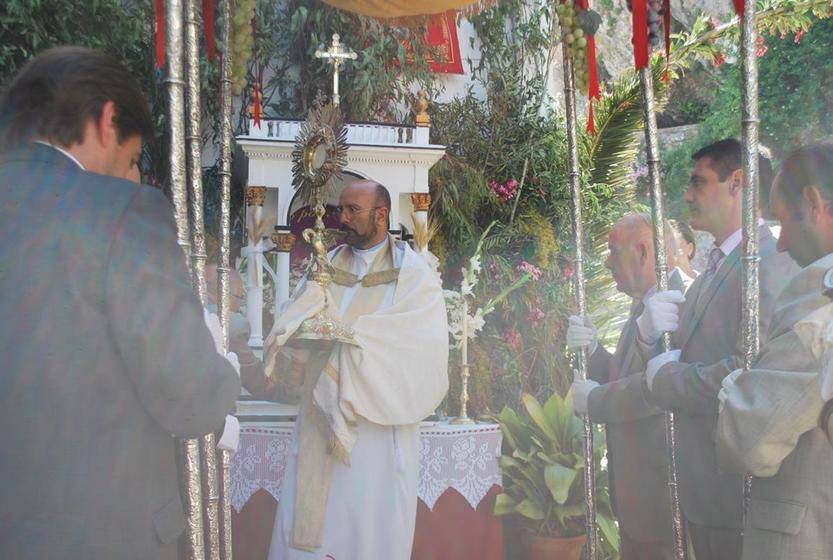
[679,247,740,350]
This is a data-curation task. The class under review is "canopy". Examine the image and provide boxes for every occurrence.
[322,0,492,18]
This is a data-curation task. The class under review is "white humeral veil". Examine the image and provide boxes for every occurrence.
[265,236,449,559]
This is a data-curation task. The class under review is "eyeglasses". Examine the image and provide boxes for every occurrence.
[335,205,381,217]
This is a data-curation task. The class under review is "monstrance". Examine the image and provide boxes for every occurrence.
[287,100,355,348]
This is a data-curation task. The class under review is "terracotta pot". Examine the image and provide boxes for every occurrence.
[527,534,585,560]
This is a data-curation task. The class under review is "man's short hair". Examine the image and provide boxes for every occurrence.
[0,46,154,153]
[374,182,392,211]
[692,138,774,213]
[774,143,833,212]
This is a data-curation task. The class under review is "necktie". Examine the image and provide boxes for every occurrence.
[704,247,725,278]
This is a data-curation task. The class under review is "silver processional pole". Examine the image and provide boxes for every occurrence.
[739,1,760,524]
[561,46,599,560]
[217,0,235,557]
[183,0,224,558]
[638,64,688,560]
[166,0,207,558]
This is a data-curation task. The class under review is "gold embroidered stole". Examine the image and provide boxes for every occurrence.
[291,237,400,550]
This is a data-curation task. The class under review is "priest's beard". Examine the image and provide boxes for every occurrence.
[342,220,379,249]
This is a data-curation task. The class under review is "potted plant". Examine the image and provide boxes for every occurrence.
[494,392,619,560]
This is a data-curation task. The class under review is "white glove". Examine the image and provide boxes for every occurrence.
[203,309,224,355]
[566,315,598,356]
[216,415,240,454]
[718,368,744,414]
[646,349,681,392]
[571,370,600,415]
[636,290,686,345]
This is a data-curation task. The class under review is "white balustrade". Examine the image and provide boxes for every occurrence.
[245,118,426,147]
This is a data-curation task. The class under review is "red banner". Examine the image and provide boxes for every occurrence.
[425,11,464,74]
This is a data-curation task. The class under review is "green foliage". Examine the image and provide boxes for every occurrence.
[659,10,833,218]
[254,0,436,122]
[493,393,618,552]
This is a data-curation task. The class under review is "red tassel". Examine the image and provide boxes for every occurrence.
[586,98,596,135]
[733,0,745,16]
[203,0,216,62]
[586,34,600,136]
[633,0,649,69]
[662,0,671,83]
[251,15,263,128]
[155,0,165,70]
[252,84,263,128]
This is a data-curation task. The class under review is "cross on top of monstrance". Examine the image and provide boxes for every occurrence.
[315,33,358,107]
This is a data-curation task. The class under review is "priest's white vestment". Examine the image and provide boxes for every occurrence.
[265,236,449,560]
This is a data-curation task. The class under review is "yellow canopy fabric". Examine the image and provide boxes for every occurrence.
[321,0,492,18]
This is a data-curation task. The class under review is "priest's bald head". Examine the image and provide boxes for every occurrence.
[338,179,391,249]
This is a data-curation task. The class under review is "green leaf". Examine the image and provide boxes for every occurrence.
[597,513,620,552]
[553,502,585,525]
[493,493,518,516]
[515,498,546,521]
[544,464,579,505]
[521,393,558,442]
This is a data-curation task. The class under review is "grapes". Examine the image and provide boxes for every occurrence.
[556,0,598,96]
[222,0,257,96]
[626,0,665,50]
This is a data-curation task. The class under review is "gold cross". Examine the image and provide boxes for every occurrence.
[315,33,358,107]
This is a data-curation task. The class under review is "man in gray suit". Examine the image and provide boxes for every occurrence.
[717,143,833,560]
[636,139,797,560]
[568,213,693,560]
[0,47,241,559]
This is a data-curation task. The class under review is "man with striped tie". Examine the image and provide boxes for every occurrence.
[636,139,798,560]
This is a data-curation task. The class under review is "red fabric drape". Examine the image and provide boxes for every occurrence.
[632,0,649,69]
[733,0,745,16]
[203,0,216,62]
[228,487,505,560]
[155,0,165,70]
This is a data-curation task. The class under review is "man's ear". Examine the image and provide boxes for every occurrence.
[802,185,829,222]
[95,100,119,147]
[377,206,390,226]
[638,241,649,265]
[729,168,744,195]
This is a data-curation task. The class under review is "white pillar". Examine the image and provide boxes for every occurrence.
[410,192,431,253]
[245,186,267,349]
[271,227,296,317]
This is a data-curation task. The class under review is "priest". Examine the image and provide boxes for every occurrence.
[263,180,449,559]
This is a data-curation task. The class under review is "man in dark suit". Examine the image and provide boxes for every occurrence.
[0,47,241,559]
[717,143,833,560]
[637,139,797,560]
[568,213,692,560]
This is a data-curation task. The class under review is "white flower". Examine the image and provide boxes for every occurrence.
[467,308,485,338]
[469,254,482,275]
[461,276,474,296]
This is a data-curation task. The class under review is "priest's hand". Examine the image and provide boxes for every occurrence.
[293,280,328,319]
[646,349,681,392]
[718,368,744,414]
[571,370,600,415]
[566,314,598,356]
[636,290,686,345]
